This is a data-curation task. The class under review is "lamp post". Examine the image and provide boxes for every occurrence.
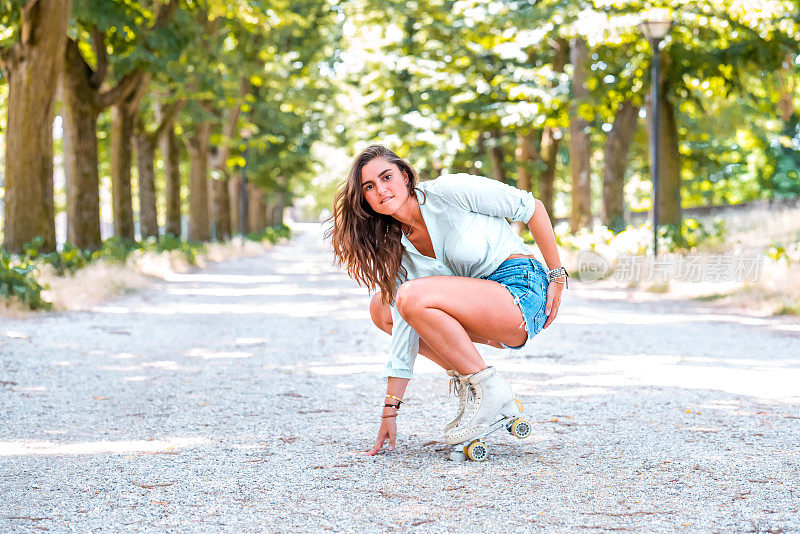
[240,128,253,238]
[640,16,672,257]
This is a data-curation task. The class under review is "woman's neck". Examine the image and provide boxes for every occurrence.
[394,196,423,235]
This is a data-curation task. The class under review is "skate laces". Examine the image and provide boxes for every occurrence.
[449,375,463,397]
[463,384,479,415]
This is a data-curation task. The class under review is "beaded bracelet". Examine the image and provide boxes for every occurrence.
[381,414,397,418]
[385,394,403,404]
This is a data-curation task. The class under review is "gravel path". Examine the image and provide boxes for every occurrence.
[2,223,799,533]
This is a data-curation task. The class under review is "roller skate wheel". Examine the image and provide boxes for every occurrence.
[466,440,489,462]
[511,418,532,439]
[506,418,517,434]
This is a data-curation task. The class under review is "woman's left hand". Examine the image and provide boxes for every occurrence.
[542,281,563,329]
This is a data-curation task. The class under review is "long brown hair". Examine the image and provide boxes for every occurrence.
[325,145,423,306]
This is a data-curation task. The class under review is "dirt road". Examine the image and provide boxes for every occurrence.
[2,223,798,532]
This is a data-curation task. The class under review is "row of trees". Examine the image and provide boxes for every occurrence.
[0,0,343,253]
[343,0,799,234]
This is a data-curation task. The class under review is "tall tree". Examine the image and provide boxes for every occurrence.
[61,29,146,249]
[602,99,639,232]
[63,0,181,244]
[568,37,591,232]
[650,52,681,226]
[515,131,537,193]
[539,38,569,225]
[160,120,183,237]
[0,0,72,253]
[111,76,150,240]
[187,115,211,241]
[135,97,185,238]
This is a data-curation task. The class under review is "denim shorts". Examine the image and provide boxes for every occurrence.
[481,257,549,349]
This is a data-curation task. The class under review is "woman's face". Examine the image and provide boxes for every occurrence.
[360,157,410,215]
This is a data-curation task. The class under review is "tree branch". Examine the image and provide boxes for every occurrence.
[100,69,145,109]
[126,71,152,114]
[153,0,180,30]
[151,97,187,141]
[20,0,41,46]
[64,37,94,81]
[89,25,108,88]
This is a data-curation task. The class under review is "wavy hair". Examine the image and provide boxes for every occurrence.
[325,145,424,306]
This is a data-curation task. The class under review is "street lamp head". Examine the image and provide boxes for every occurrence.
[640,19,672,41]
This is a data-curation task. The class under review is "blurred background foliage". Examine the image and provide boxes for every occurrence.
[0,0,799,311]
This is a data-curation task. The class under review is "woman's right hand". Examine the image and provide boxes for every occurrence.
[365,416,397,455]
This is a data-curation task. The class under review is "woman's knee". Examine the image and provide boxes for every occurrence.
[395,279,429,317]
[369,292,392,332]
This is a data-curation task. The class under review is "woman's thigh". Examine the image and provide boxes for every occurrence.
[369,292,505,348]
[395,276,528,348]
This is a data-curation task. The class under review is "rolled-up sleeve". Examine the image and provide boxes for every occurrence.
[430,173,536,223]
[380,304,420,381]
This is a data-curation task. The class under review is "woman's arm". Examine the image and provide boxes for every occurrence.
[365,377,409,456]
[527,199,562,271]
[526,199,565,329]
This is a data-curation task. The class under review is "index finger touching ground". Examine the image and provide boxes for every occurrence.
[365,437,385,456]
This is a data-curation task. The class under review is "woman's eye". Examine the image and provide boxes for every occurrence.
[383,174,391,180]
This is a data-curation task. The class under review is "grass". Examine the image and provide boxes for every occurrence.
[775,304,800,316]
[546,204,800,318]
[2,230,291,315]
[692,292,731,302]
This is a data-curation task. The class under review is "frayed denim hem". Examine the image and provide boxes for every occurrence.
[496,284,530,350]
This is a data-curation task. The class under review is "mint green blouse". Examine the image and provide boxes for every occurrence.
[383,173,538,380]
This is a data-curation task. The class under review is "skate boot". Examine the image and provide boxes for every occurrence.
[443,370,468,432]
[445,366,519,446]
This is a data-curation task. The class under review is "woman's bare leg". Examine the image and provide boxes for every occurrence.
[370,292,503,371]
[394,276,529,375]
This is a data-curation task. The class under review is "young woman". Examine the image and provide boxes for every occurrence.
[327,145,567,456]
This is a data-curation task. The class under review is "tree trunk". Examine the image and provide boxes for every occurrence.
[515,132,537,193]
[654,89,681,226]
[568,37,592,233]
[258,189,269,231]
[211,178,232,241]
[187,121,211,241]
[140,97,186,240]
[61,74,101,249]
[272,197,287,227]
[162,124,182,237]
[269,187,287,227]
[1,0,72,253]
[111,75,150,241]
[488,129,506,182]
[111,104,138,240]
[61,32,147,249]
[247,183,261,233]
[229,175,241,236]
[539,128,559,226]
[537,38,567,226]
[135,132,159,239]
[602,99,639,232]
[649,52,681,226]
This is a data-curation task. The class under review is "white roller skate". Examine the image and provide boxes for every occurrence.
[444,366,532,462]
[443,370,468,432]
